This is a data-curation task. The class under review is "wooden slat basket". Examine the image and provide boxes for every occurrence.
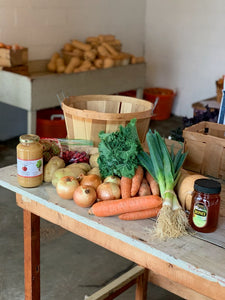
[183,121,225,179]
[61,95,153,146]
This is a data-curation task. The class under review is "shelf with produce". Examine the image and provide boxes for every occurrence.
[0,60,146,135]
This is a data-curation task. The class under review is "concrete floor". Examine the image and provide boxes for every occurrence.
[0,116,184,300]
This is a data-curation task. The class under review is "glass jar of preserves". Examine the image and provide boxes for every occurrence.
[17,134,43,187]
[189,178,221,233]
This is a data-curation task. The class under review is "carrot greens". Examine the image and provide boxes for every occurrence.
[138,130,188,239]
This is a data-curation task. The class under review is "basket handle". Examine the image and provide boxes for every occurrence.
[50,114,65,121]
[56,90,67,107]
[152,97,159,114]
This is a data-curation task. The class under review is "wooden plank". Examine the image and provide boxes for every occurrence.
[23,208,40,300]
[148,271,212,300]
[15,195,225,300]
[86,266,146,300]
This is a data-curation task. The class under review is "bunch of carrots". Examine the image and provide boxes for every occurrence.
[89,165,163,221]
[91,120,189,240]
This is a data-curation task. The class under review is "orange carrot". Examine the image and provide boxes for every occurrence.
[146,171,160,196]
[88,195,162,217]
[120,176,132,199]
[118,206,162,220]
[138,178,151,196]
[131,166,144,197]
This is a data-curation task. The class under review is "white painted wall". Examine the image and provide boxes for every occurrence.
[0,0,146,140]
[145,0,224,117]
[0,0,146,59]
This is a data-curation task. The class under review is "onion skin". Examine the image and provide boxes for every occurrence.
[73,185,97,207]
[56,176,79,200]
[103,175,121,186]
[80,174,102,190]
[97,182,121,201]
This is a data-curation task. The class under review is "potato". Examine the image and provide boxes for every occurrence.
[43,156,65,182]
[89,153,99,168]
[88,167,101,177]
[76,163,91,172]
[66,162,90,172]
[52,167,85,187]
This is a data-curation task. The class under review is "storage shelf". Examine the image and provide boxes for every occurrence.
[0,60,146,134]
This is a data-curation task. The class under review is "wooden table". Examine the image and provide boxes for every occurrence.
[0,164,225,300]
[0,61,146,134]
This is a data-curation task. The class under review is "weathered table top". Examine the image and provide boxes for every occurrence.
[0,164,225,299]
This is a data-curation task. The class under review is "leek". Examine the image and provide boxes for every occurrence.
[138,130,189,239]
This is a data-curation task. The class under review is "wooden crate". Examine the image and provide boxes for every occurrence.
[183,121,225,179]
[3,65,29,76]
[216,77,223,103]
[0,47,28,67]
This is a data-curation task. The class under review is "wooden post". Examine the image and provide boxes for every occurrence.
[23,210,40,300]
[135,268,148,300]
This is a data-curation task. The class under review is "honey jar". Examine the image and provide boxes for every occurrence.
[189,178,221,233]
[17,134,43,187]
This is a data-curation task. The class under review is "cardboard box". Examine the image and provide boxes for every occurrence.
[0,47,28,67]
[183,121,225,179]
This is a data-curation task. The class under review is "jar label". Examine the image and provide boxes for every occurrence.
[192,202,208,228]
[17,158,43,178]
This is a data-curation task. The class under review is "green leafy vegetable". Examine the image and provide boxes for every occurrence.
[97,119,142,178]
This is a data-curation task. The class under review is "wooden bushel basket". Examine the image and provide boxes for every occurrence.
[61,95,153,146]
[183,121,225,179]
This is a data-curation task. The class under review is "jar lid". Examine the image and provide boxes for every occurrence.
[194,178,221,194]
[19,134,40,143]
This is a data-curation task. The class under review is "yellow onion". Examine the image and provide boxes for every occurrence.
[79,174,102,190]
[97,182,121,201]
[73,185,97,207]
[103,175,121,186]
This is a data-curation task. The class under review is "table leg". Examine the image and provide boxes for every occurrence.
[135,268,148,300]
[23,210,40,300]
